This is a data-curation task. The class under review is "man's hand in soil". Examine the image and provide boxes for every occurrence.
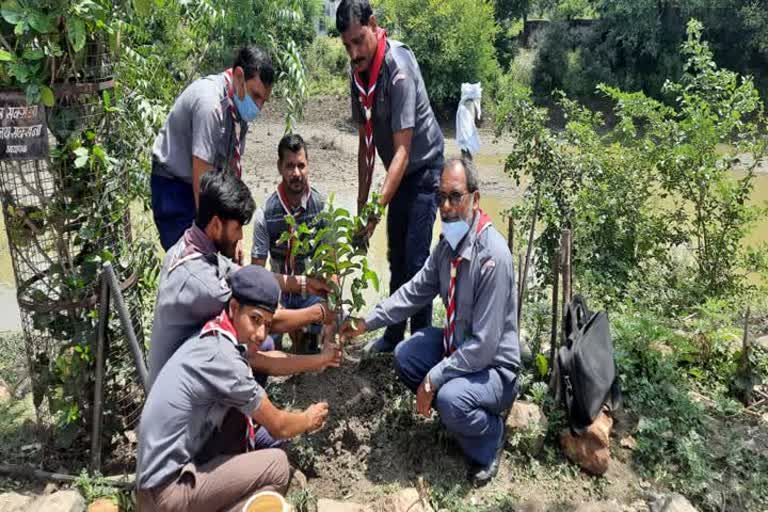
[320,336,342,369]
[416,377,435,417]
[304,402,329,432]
[340,318,367,341]
[307,277,332,297]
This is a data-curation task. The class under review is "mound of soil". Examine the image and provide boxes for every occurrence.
[272,351,469,499]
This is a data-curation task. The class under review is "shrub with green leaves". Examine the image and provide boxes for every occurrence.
[0,0,115,104]
[496,19,768,309]
[305,35,348,96]
[373,0,500,108]
[612,307,768,510]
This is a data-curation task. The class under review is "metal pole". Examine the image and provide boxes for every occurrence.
[102,262,148,392]
[90,272,110,472]
[551,228,571,399]
[518,191,541,324]
[561,229,572,324]
[549,247,560,377]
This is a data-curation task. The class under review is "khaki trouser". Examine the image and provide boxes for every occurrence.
[138,409,290,512]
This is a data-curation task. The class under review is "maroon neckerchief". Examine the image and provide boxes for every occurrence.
[222,68,244,178]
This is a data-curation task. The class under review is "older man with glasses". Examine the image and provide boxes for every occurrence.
[342,158,521,486]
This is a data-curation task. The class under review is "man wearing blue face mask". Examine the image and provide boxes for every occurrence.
[342,158,520,486]
[150,46,274,252]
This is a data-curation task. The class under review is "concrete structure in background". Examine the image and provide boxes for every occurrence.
[318,0,342,34]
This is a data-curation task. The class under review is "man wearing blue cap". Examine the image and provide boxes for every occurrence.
[137,265,330,512]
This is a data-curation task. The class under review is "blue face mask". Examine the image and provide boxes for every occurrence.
[233,83,261,122]
[441,218,471,250]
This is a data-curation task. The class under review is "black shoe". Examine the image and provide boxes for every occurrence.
[468,434,505,486]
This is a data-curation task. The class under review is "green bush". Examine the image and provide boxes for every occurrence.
[496,20,768,308]
[612,307,768,510]
[305,35,349,96]
[374,0,500,108]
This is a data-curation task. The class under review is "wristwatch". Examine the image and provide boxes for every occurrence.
[424,377,433,394]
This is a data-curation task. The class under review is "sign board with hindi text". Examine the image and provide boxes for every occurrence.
[0,91,49,161]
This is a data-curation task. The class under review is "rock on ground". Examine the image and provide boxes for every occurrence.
[0,379,10,402]
[0,492,33,512]
[649,494,699,512]
[374,488,433,512]
[506,400,548,454]
[26,490,85,512]
[560,411,613,475]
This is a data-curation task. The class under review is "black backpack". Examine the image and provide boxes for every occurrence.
[558,294,622,434]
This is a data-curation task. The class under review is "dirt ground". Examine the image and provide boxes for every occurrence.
[270,344,648,511]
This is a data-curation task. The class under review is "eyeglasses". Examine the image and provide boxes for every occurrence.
[438,191,469,207]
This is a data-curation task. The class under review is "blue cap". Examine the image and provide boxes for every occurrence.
[228,266,280,312]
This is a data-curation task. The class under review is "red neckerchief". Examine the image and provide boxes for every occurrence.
[353,28,387,195]
[222,69,243,178]
[201,309,238,343]
[276,182,311,275]
[443,210,493,356]
[200,310,257,450]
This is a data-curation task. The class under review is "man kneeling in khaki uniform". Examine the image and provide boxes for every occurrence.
[137,265,329,512]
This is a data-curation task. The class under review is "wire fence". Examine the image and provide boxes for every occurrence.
[0,62,148,470]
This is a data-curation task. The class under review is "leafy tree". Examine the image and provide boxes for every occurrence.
[374,0,500,108]
[497,19,767,308]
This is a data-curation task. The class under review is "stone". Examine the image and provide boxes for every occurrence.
[660,494,698,512]
[560,412,613,475]
[575,500,622,512]
[0,492,33,512]
[619,435,637,450]
[87,498,119,512]
[506,400,548,454]
[123,429,137,445]
[0,379,10,402]
[754,335,768,351]
[378,488,433,512]
[43,483,58,495]
[27,490,86,512]
[518,500,547,512]
[626,499,650,512]
[316,499,368,512]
